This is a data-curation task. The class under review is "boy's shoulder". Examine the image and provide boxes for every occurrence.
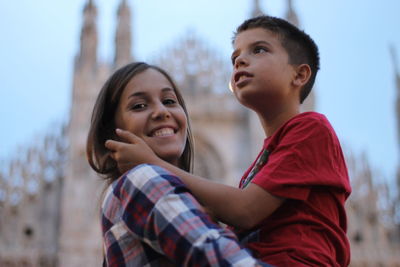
[267,112,338,150]
[290,111,329,125]
[282,111,334,135]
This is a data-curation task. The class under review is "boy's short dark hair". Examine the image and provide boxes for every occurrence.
[233,15,320,104]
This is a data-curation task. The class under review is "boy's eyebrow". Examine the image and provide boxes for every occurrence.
[252,40,272,47]
[231,40,272,58]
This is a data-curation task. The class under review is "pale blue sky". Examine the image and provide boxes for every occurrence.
[0,0,399,185]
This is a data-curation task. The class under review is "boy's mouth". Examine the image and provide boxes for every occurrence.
[234,71,253,83]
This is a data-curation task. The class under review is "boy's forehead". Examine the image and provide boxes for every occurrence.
[234,28,280,48]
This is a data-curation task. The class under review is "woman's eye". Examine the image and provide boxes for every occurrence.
[163,98,177,105]
[131,103,146,110]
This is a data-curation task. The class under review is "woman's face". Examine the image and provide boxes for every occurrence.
[114,68,188,166]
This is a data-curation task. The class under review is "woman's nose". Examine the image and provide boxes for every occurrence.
[151,103,171,120]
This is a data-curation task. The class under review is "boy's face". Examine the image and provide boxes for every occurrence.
[230,28,297,113]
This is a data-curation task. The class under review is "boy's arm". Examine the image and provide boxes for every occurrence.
[155,160,284,229]
[105,129,284,230]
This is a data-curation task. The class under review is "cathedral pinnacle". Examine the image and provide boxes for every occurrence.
[286,1,315,112]
[78,0,98,70]
[114,0,133,68]
[83,0,96,19]
[285,0,299,27]
[251,0,264,18]
[390,45,400,157]
[388,46,400,213]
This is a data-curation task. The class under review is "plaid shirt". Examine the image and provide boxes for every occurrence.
[101,164,269,267]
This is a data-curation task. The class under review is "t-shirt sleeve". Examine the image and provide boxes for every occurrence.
[252,116,347,200]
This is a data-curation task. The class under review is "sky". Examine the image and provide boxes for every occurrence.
[0,0,399,186]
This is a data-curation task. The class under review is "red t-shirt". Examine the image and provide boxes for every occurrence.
[236,112,351,267]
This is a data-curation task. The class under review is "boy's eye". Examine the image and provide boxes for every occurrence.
[254,46,268,54]
[231,56,237,65]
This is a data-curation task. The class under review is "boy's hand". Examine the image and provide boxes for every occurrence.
[105,129,161,173]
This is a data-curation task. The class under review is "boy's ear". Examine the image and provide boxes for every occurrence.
[293,64,311,88]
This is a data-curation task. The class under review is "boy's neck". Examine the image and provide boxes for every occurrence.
[258,107,300,137]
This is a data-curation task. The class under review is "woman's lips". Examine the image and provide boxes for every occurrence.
[151,127,175,137]
[149,126,177,137]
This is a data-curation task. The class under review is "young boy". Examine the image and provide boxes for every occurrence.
[106,16,351,266]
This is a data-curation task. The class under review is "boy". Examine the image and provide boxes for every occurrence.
[106,16,351,266]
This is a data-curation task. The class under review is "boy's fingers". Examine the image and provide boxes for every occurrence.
[105,139,122,151]
[116,129,140,144]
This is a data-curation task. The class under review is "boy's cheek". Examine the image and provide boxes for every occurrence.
[228,80,235,92]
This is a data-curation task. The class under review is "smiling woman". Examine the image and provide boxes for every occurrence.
[86,62,267,266]
[86,62,193,181]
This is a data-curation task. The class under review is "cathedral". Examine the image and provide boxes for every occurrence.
[0,0,399,266]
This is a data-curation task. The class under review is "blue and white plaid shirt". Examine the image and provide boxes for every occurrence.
[101,164,270,267]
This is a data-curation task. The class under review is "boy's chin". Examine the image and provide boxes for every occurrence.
[235,93,259,108]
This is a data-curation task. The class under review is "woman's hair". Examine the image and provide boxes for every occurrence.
[86,62,194,183]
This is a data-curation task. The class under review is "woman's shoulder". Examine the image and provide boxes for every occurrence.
[101,164,160,208]
[101,176,126,221]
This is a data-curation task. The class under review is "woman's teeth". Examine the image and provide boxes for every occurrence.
[152,128,174,137]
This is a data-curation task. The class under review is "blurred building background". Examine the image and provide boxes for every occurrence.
[0,0,399,266]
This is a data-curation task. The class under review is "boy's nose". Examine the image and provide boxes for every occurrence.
[234,56,249,69]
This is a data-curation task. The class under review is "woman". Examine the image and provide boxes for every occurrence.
[87,62,265,266]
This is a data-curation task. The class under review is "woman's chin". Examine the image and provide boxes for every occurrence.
[154,150,183,167]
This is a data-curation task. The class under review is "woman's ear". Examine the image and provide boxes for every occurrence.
[293,64,311,88]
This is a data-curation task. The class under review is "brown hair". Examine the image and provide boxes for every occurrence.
[86,62,194,183]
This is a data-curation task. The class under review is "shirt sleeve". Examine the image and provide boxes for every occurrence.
[252,115,347,200]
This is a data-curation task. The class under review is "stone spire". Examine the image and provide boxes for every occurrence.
[250,0,264,18]
[58,1,103,265]
[285,0,299,27]
[114,0,133,68]
[390,46,400,148]
[285,0,316,112]
[390,45,400,201]
[77,0,98,70]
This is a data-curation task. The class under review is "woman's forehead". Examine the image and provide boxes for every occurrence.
[123,69,175,97]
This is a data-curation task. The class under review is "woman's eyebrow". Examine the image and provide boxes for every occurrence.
[127,88,174,100]
[128,91,146,99]
[161,87,174,93]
